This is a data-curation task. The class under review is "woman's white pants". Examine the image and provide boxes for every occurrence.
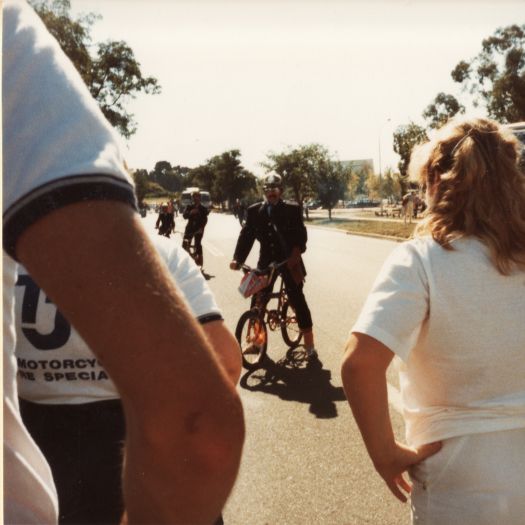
[410,427,525,525]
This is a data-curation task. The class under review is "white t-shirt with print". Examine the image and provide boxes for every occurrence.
[3,1,136,522]
[15,233,222,404]
[352,236,525,447]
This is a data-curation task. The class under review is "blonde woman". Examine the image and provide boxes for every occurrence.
[341,117,525,524]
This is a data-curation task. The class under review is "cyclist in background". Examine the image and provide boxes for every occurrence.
[229,173,317,361]
[155,203,173,237]
[183,190,209,266]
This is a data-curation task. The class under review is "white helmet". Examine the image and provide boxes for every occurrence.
[263,173,282,189]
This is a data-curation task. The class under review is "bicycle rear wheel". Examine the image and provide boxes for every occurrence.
[280,301,302,348]
[235,310,267,370]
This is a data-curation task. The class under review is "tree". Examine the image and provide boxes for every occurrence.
[190,150,256,207]
[209,150,257,206]
[315,161,349,220]
[451,24,525,123]
[189,164,215,194]
[30,0,161,138]
[149,161,187,193]
[264,144,351,220]
[263,144,329,207]
[393,122,428,177]
[422,92,465,129]
[131,169,149,207]
[380,169,403,202]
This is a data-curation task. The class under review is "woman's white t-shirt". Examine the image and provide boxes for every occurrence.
[352,236,525,447]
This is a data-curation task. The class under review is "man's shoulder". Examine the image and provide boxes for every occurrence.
[248,201,264,211]
[282,200,301,208]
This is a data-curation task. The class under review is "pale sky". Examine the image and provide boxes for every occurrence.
[70,0,523,177]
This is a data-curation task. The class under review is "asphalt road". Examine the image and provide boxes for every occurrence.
[144,211,410,525]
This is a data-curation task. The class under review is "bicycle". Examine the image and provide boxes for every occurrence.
[235,261,303,370]
[182,229,204,267]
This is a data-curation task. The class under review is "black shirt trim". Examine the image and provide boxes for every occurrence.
[197,313,223,325]
[3,174,137,260]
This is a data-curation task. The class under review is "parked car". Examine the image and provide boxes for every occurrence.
[346,199,380,208]
[305,199,321,210]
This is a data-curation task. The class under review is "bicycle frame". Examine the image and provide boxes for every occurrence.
[236,260,302,369]
[246,263,289,332]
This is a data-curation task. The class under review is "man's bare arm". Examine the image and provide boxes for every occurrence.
[201,321,242,385]
[17,200,245,524]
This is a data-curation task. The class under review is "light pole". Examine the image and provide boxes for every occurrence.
[378,117,391,183]
[378,117,391,212]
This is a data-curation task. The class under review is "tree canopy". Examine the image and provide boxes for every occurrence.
[393,122,428,178]
[30,0,161,138]
[149,162,189,193]
[189,150,257,206]
[422,92,465,129]
[451,24,525,123]
[262,144,351,218]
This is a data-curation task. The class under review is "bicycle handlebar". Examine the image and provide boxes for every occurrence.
[239,260,288,275]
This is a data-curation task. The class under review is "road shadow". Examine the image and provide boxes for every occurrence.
[239,347,346,419]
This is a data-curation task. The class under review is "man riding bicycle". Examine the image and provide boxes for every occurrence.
[183,190,209,267]
[229,173,317,360]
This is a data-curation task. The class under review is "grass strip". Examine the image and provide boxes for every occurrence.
[308,217,416,239]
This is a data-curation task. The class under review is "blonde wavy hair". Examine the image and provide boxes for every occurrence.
[408,117,525,275]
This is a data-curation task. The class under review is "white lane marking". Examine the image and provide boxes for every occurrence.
[387,382,403,415]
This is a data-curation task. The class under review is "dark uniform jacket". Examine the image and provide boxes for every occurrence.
[233,199,307,271]
[183,203,209,235]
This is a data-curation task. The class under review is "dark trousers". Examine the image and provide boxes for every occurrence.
[183,230,203,256]
[252,267,313,330]
[183,230,204,266]
[19,398,126,525]
[280,267,313,330]
[20,398,226,525]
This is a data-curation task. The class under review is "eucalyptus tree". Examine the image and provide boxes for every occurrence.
[30,0,161,138]
[452,24,525,123]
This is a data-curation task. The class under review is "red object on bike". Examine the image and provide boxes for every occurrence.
[238,271,269,298]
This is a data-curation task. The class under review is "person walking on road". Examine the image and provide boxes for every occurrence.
[229,173,317,360]
[341,117,525,524]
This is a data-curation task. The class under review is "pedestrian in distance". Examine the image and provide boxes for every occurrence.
[341,117,525,524]
[402,190,415,224]
[3,2,244,523]
[233,198,246,226]
[229,173,318,360]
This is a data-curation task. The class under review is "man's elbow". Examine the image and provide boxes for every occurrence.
[182,390,245,478]
[224,351,242,385]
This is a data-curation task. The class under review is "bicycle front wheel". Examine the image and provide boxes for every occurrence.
[280,301,302,348]
[235,310,268,370]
